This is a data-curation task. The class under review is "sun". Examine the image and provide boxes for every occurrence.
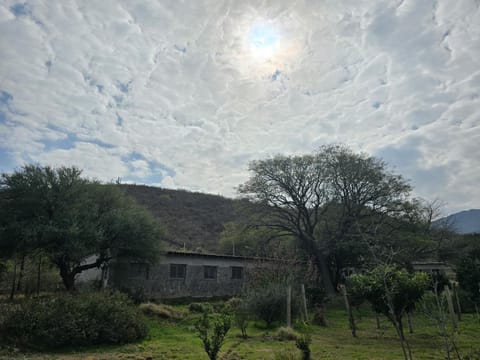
[248,22,280,59]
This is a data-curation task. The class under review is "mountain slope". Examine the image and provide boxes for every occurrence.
[122,185,247,252]
[434,209,480,234]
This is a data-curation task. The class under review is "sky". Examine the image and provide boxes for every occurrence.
[0,0,479,216]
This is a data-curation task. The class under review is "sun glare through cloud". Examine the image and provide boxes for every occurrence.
[248,22,280,59]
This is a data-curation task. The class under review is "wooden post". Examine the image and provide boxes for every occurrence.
[36,255,42,296]
[444,285,457,330]
[375,313,381,329]
[452,282,462,321]
[301,284,308,322]
[340,284,356,337]
[287,286,292,328]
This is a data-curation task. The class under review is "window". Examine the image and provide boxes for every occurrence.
[129,263,149,279]
[170,264,186,279]
[204,266,217,279]
[231,266,243,280]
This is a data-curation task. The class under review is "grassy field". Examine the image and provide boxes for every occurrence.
[1,303,479,360]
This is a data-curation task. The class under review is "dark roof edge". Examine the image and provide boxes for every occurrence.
[164,250,278,262]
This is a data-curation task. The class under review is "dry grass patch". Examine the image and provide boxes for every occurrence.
[139,302,184,320]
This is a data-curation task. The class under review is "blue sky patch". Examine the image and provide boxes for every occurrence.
[0,147,17,173]
[43,134,77,151]
[123,152,176,184]
[10,3,29,17]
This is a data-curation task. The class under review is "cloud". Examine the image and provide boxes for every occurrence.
[0,0,479,215]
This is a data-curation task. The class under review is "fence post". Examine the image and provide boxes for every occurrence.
[340,284,356,337]
[287,285,292,328]
[444,285,457,330]
[301,284,308,322]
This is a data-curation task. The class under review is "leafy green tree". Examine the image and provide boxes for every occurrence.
[348,265,429,360]
[0,165,163,291]
[456,253,480,309]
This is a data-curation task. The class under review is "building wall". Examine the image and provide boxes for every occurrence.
[109,253,254,299]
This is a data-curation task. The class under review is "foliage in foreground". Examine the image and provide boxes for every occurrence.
[295,333,312,360]
[348,266,429,330]
[0,291,148,349]
[348,265,430,360]
[195,312,231,360]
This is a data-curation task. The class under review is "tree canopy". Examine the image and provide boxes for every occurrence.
[0,165,163,290]
[238,145,423,294]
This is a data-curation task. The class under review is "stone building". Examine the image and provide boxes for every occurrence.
[98,251,265,299]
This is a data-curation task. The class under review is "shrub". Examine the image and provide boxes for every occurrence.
[195,312,231,360]
[305,287,326,307]
[0,291,148,349]
[311,304,327,327]
[226,298,249,338]
[295,334,312,360]
[119,286,148,304]
[245,284,288,327]
[189,302,213,313]
[139,302,184,320]
[276,327,299,341]
[225,297,242,310]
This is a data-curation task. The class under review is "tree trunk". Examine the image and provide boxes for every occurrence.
[59,265,76,291]
[340,284,356,337]
[407,312,414,334]
[444,285,457,330]
[392,316,411,360]
[316,251,335,295]
[452,283,462,321]
[36,255,42,296]
[9,259,17,300]
[301,284,308,322]
[16,253,26,292]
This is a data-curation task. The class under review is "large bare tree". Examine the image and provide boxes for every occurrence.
[238,145,415,295]
[238,153,336,294]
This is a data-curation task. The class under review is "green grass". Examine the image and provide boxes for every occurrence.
[2,304,479,360]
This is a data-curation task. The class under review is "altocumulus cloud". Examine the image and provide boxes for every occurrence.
[0,0,479,214]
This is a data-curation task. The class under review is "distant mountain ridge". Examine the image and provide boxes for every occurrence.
[434,209,480,234]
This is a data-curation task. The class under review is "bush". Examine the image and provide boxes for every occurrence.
[139,302,184,320]
[311,304,327,327]
[195,312,231,360]
[226,298,249,338]
[457,288,478,313]
[305,287,326,307]
[276,327,299,341]
[245,284,290,327]
[295,334,312,360]
[189,302,213,313]
[119,286,148,304]
[0,291,148,349]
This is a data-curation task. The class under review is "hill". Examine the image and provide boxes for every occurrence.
[434,209,480,234]
[122,185,249,252]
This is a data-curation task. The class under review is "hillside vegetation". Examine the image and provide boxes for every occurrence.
[123,185,248,252]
